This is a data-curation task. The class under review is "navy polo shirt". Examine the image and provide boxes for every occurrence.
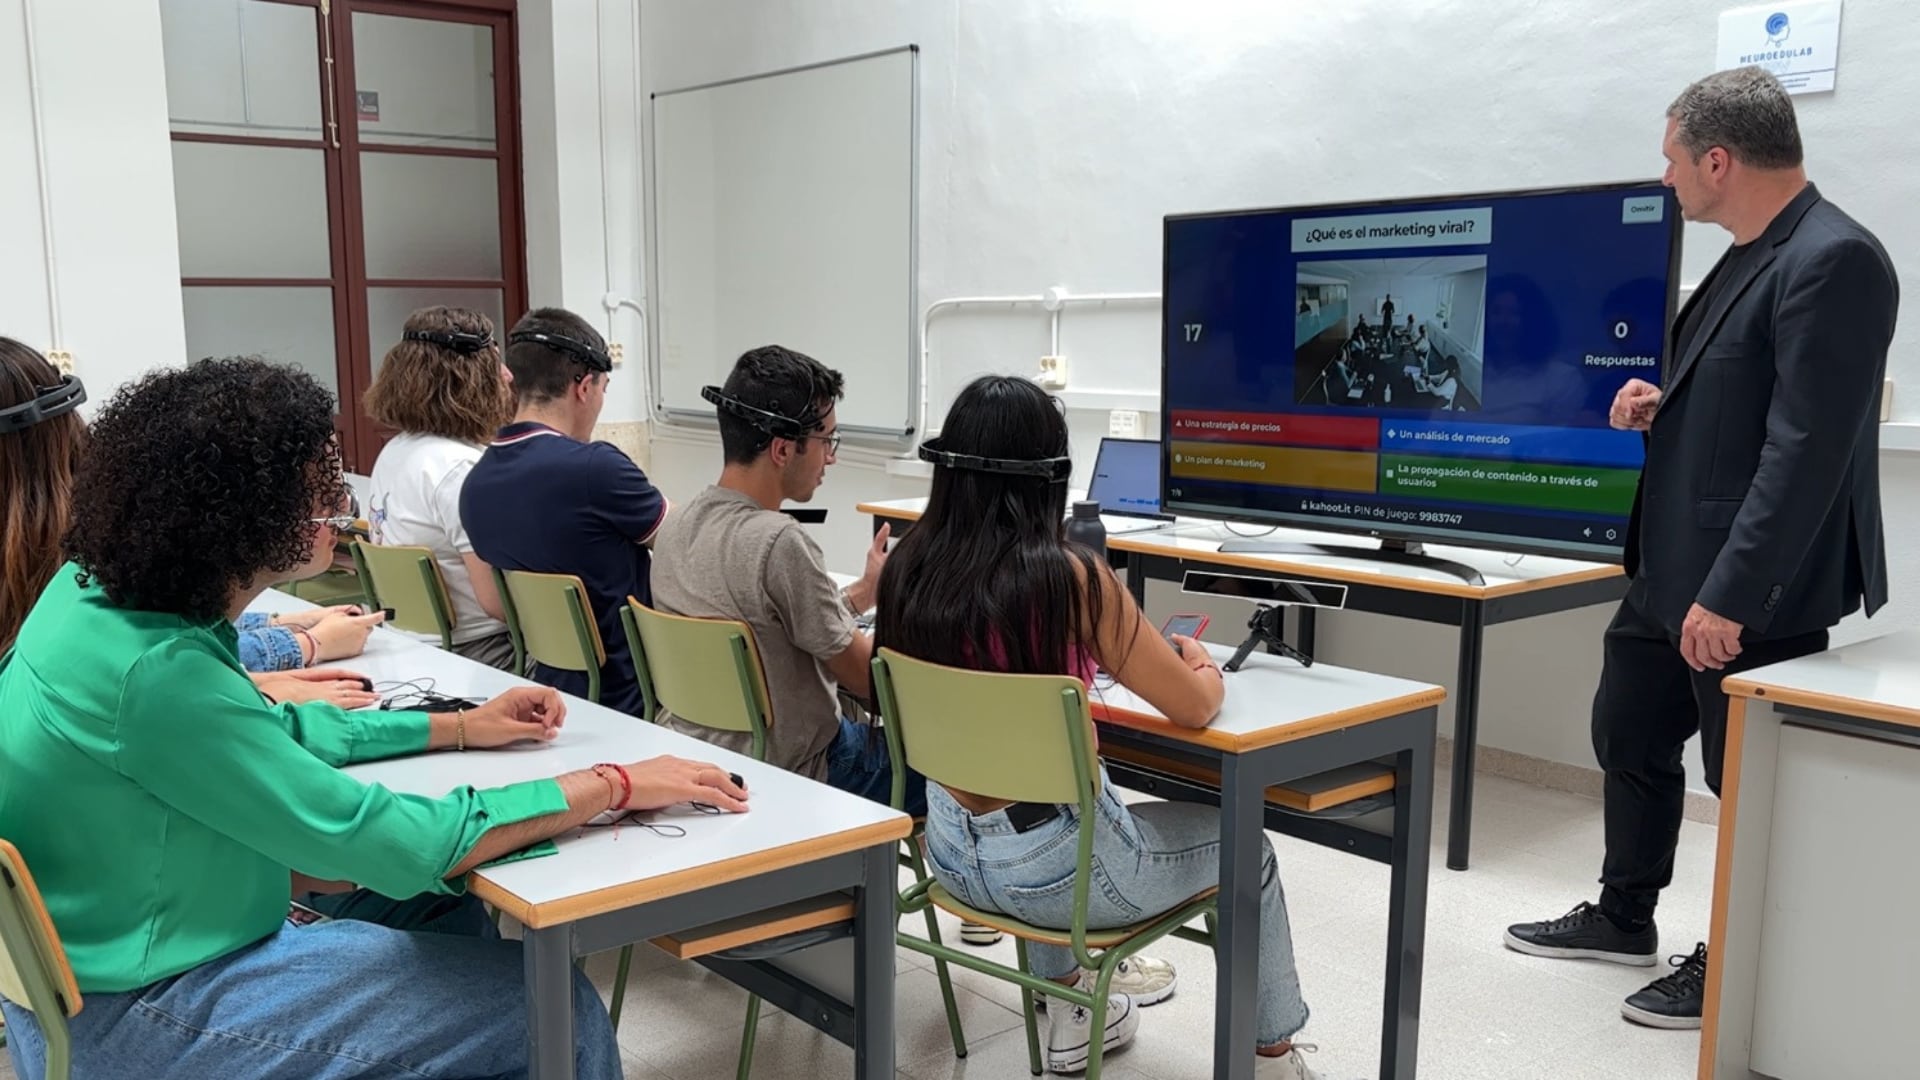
[461,421,667,716]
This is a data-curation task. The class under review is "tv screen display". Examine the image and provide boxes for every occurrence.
[1161,181,1681,562]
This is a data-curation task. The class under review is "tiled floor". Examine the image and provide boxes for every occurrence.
[0,772,1715,1080]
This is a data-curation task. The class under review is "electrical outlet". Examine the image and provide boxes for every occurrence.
[1882,378,1895,422]
[608,342,626,367]
[48,349,75,376]
[1108,409,1142,437]
[1036,354,1067,390]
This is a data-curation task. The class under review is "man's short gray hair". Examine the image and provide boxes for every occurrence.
[1667,66,1803,170]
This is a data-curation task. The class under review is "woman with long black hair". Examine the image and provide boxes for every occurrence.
[876,375,1339,1079]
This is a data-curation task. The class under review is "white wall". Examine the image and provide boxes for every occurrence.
[629,0,1920,797]
[0,0,186,400]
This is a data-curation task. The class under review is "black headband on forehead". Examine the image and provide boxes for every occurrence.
[507,329,613,373]
[403,328,496,354]
[700,384,825,440]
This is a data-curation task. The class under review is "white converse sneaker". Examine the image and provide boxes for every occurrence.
[1044,992,1139,1074]
[959,919,1004,946]
[1254,1043,1328,1080]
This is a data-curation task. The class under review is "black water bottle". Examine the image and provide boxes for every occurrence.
[1066,500,1107,558]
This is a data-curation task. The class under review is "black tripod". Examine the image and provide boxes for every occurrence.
[1223,604,1314,672]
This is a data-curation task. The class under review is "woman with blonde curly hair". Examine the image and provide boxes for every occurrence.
[363,306,517,668]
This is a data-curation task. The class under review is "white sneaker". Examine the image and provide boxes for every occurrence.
[1038,954,1179,1011]
[1045,992,1139,1074]
[1254,1043,1335,1080]
[959,919,1004,946]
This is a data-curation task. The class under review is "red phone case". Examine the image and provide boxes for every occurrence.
[1162,613,1210,641]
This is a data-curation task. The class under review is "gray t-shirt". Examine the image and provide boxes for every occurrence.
[648,485,855,778]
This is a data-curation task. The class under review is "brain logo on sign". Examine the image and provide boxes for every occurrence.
[1765,12,1791,45]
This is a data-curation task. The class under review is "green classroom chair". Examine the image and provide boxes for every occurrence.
[619,599,966,1076]
[0,839,82,1080]
[873,649,1218,1079]
[351,543,458,650]
[494,569,604,702]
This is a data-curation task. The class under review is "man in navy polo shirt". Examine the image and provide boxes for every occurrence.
[461,308,668,716]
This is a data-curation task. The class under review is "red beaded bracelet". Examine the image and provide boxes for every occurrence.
[593,762,632,810]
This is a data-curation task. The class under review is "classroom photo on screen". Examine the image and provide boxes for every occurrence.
[1293,256,1486,413]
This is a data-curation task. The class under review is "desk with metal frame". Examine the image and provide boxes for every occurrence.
[858,498,1625,871]
[252,591,911,1080]
[1091,644,1443,1080]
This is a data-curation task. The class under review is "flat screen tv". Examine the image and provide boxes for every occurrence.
[1161,180,1682,564]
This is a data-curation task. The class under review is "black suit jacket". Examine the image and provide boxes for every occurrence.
[1625,184,1898,639]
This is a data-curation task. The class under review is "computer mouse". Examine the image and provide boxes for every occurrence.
[730,772,746,791]
[354,676,374,692]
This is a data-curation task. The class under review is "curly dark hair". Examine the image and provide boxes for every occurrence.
[66,357,347,621]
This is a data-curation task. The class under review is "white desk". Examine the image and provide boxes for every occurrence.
[1703,631,1920,1080]
[251,591,911,1080]
[859,499,1626,871]
[1091,644,1444,1080]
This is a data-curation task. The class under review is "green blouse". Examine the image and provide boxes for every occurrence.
[0,565,565,992]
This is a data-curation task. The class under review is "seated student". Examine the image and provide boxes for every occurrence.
[0,336,86,655]
[877,375,1340,1080]
[650,346,914,809]
[1413,326,1432,361]
[0,357,747,1080]
[364,306,518,669]
[462,308,669,714]
[0,338,376,709]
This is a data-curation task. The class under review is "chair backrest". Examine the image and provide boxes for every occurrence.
[622,598,771,759]
[0,839,81,1078]
[871,649,1099,808]
[496,570,606,691]
[352,542,456,649]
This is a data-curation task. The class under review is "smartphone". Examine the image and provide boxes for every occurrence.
[286,900,332,927]
[1161,613,1210,651]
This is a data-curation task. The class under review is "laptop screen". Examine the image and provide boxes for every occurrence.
[1087,438,1162,517]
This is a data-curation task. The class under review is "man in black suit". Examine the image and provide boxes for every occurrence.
[1505,66,1898,1030]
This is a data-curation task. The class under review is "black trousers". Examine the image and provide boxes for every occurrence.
[1591,592,1827,925]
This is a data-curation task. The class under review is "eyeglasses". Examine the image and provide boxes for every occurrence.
[808,430,842,455]
[310,492,361,532]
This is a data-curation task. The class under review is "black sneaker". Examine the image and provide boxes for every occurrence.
[1622,942,1706,1029]
[1503,901,1659,966]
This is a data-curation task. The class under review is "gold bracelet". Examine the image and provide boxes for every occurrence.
[456,708,467,752]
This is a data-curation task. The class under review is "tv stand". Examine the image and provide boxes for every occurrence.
[1216,535,1487,586]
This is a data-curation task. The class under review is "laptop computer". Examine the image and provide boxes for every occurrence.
[1083,437,1173,535]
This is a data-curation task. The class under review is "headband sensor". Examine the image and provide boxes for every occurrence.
[917,437,1071,482]
[0,375,86,435]
[403,328,496,354]
[701,385,824,441]
[507,329,613,374]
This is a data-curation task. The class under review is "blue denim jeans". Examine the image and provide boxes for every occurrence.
[922,768,1310,1046]
[0,891,619,1080]
[827,715,928,817]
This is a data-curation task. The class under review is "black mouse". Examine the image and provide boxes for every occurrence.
[354,676,374,692]
[730,772,746,791]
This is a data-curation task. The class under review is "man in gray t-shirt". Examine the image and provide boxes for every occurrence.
[649,346,922,814]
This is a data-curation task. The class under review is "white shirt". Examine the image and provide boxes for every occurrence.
[367,432,507,645]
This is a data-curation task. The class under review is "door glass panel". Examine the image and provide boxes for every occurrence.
[161,0,323,139]
[173,142,332,278]
[366,288,505,370]
[182,286,339,401]
[359,153,502,279]
[351,13,496,151]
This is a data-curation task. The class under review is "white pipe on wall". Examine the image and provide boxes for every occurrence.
[21,0,62,348]
[917,289,1161,438]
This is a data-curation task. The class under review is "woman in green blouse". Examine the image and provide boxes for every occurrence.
[0,358,747,1080]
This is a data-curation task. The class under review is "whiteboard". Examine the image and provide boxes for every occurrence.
[649,47,919,439]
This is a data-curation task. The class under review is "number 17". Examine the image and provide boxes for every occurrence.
[1183,323,1203,343]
